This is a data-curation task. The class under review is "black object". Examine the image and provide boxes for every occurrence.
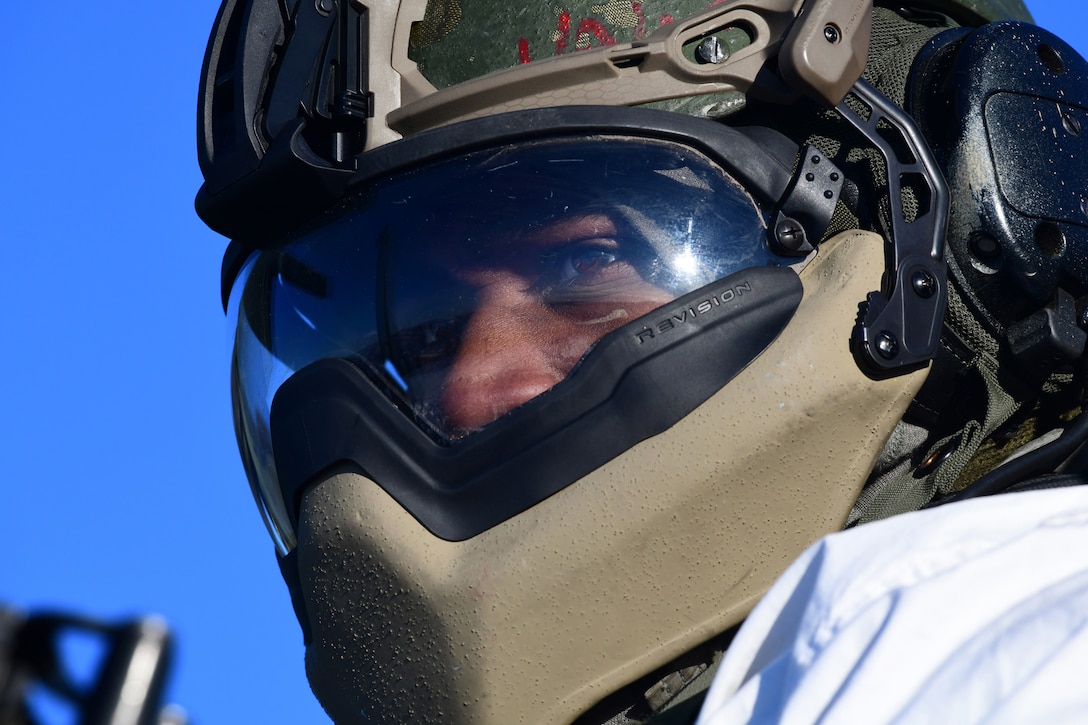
[838,79,950,376]
[909,22,1088,366]
[197,0,371,243]
[0,608,177,725]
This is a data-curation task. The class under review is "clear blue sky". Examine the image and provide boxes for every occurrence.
[2,1,1086,723]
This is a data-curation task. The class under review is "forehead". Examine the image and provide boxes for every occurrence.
[371,134,741,238]
[422,211,624,279]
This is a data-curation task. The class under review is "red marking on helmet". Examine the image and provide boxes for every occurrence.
[555,10,572,54]
[575,19,615,49]
[633,1,647,38]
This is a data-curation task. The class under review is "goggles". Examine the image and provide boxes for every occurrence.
[227,106,845,551]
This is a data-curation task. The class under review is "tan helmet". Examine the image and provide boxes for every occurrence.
[196,0,1088,722]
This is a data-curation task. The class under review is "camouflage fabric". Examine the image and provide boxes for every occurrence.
[409,0,713,88]
[409,0,1034,90]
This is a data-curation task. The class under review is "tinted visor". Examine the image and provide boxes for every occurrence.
[229,125,816,550]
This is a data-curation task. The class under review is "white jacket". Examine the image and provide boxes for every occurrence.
[697,487,1088,724]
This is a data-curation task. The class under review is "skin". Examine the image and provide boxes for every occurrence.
[437,212,674,433]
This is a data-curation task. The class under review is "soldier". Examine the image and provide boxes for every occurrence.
[195,0,1087,721]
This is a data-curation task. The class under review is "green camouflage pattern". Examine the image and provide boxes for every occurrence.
[410,0,724,88]
[409,0,1035,90]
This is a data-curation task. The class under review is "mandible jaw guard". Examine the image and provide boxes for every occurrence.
[291,230,935,725]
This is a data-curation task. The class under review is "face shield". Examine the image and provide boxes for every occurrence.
[225,106,845,551]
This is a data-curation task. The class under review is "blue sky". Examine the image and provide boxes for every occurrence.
[2,1,1086,723]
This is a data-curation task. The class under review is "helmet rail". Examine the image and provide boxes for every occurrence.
[838,78,949,375]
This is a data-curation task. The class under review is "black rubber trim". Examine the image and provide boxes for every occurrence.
[213,105,820,275]
[271,265,803,540]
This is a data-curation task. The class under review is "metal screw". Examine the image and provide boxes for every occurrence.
[911,269,937,298]
[775,218,807,251]
[695,36,727,65]
[875,331,899,359]
[824,24,840,44]
[316,0,336,15]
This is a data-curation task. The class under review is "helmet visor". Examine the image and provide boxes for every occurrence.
[229,131,804,550]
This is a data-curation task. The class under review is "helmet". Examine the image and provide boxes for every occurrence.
[196,0,1088,722]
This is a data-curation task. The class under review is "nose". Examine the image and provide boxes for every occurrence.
[440,271,586,433]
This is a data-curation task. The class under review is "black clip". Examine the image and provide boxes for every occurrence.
[1007,289,1088,379]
